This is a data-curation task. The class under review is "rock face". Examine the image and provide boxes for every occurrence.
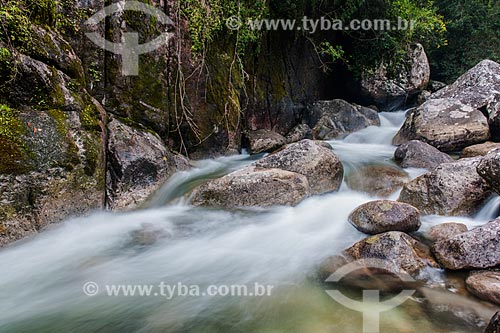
[431,60,500,110]
[425,223,468,243]
[106,117,178,211]
[344,231,439,277]
[0,28,106,246]
[393,99,490,152]
[466,271,500,305]
[348,200,421,235]
[461,142,500,158]
[398,158,491,216]
[432,219,500,270]
[361,43,430,110]
[477,148,500,195]
[308,99,380,140]
[191,140,343,208]
[254,140,343,196]
[244,129,286,154]
[394,140,454,169]
[190,166,310,208]
[346,165,409,197]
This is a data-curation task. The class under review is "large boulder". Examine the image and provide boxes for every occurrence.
[466,271,500,305]
[106,117,178,210]
[432,219,500,270]
[244,129,286,154]
[308,99,380,140]
[394,140,454,169]
[348,200,421,235]
[344,231,439,277]
[398,158,491,216]
[393,99,490,152]
[190,166,310,208]
[191,140,343,208]
[477,148,500,195]
[431,60,500,109]
[285,124,312,143]
[254,140,343,195]
[345,165,409,197]
[360,43,430,110]
[461,142,500,158]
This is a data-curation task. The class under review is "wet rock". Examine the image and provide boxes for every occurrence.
[344,231,439,277]
[461,142,500,158]
[107,117,177,211]
[361,43,430,110]
[190,166,310,208]
[420,287,497,330]
[129,223,171,247]
[431,60,500,110]
[346,165,409,197]
[254,140,343,195]
[485,312,500,333]
[425,223,468,243]
[308,99,380,140]
[395,140,454,169]
[466,270,500,305]
[432,219,500,270]
[393,98,490,152]
[348,200,421,235]
[477,148,500,195]
[285,124,312,143]
[244,129,286,154]
[398,158,491,216]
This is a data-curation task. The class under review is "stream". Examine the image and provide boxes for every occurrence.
[0,111,499,333]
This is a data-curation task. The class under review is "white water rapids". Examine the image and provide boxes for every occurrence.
[0,112,498,332]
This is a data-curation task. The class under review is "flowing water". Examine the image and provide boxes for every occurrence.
[0,112,498,333]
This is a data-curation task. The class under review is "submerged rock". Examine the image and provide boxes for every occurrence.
[394,140,454,169]
[398,158,491,216]
[244,129,286,154]
[106,117,177,210]
[461,142,500,158]
[477,148,500,195]
[344,231,439,277]
[466,271,500,305]
[393,98,490,152]
[308,99,380,140]
[346,165,409,197]
[432,219,500,270]
[348,200,420,235]
[190,166,310,208]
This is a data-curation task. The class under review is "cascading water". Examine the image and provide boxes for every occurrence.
[0,112,498,333]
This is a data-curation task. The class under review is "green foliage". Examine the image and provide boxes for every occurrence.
[0,0,33,51]
[180,0,268,56]
[429,0,500,82]
[25,0,57,26]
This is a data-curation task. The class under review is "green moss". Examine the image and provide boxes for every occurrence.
[80,104,101,131]
[0,104,31,174]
